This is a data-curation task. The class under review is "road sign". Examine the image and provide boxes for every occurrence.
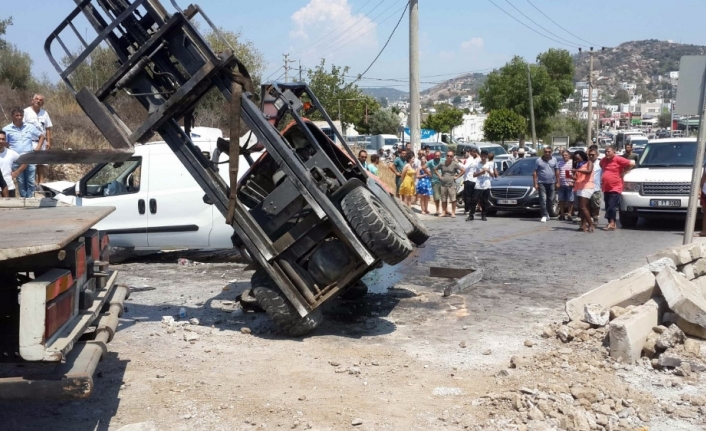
[675,56,706,116]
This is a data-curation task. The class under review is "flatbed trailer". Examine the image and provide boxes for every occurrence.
[0,200,127,399]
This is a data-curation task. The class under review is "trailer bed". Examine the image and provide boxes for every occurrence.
[0,205,114,261]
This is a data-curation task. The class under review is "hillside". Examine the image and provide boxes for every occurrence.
[414,40,706,104]
[573,40,706,99]
[420,72,487,102]
[360,87,409,102]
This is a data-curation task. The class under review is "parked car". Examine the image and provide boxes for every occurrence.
[41,127,261,251]
[486,157,559,216]
[620,138,701,228]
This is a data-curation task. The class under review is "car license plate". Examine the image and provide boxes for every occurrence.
[497,199,517,205]
[650,199,681,207]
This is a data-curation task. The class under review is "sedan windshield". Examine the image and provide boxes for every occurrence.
[502,158,536,176]
[639,141,702,167]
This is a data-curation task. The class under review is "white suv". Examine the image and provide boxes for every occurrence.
[620,138,700,228]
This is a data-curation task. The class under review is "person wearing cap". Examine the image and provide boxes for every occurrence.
[517,148,526,159]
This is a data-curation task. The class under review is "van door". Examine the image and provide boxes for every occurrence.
[78,155,148,247]
[146,144,212,248]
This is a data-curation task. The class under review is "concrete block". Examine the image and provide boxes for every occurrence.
[694,259,706,278]
[609,297,667,362]
[695,276,706,299]
[647,243,700,266]
[665,313,706,340]
[681,264,696,280]
[656,267,706,327]
[649,257,677,274]
[566,266,657,321]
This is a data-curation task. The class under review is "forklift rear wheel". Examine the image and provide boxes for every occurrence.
[251,270,322,337]
[396,200,430,246]
[340,280,369,300]
[341,187,413,265]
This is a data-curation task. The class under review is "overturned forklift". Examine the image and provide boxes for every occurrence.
[34,0,429,335]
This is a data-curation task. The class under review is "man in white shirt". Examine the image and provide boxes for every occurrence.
[23,94,53,184]
[467,150,494,221]
[0,131,24,198]
[460,148,479,214]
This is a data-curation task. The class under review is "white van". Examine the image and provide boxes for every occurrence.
[42,127,261,250]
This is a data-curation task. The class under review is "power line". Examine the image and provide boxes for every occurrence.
[487,0,582,49]
[350,1,409,84]
[525,0,601,47]
[264,65,284,82]
[503,0,583,48]
[321,2,408,58]
[295,0,389,57]
[308,1,404,59]
[293,0,375,54]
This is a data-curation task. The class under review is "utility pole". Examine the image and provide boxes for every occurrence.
[283,54,296,83]
[298,60,302,82]
[409,0,421,153]
[527,63,537,148]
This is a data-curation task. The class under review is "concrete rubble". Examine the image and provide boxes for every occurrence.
[562,242,706,379]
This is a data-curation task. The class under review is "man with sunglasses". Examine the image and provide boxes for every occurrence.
[588,145,602,224]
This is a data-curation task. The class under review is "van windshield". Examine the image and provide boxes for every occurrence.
[483,146,508,156]
[384,138,400,147]
[639,141,704,167]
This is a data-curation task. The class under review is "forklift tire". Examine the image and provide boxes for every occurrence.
[251,270,322,337]
[397,201,430,246]
[340,280,369,300]
[341,187,413,265]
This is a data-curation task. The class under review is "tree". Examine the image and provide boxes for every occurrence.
[0,17,10,50]
[658,112,672,129]
[612,89,630,104]
[543,115,588,146]
[306,60,379,133]
[0,16,32,89]
[205,28,265,86]
[0,44,32,89]
[536,48,575,100]
[483,109,526,145]
[368,109,400,135]
[378,97,388,108]
[452,95,462,105]
[478,53,569,138]
[422,105,464,134]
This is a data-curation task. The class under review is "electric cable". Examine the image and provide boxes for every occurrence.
[350,1,409,84]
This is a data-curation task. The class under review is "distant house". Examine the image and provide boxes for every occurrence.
[452,114,487,142]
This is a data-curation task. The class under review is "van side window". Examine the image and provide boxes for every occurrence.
[85,158,142,197]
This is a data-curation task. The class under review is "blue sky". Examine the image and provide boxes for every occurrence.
[4,0,706,90]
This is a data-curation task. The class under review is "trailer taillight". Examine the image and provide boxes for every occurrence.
[45,270,75,302]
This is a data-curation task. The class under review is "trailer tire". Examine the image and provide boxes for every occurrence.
[341,187,413,265]
[251,270,322,337]
[396,200,430,246]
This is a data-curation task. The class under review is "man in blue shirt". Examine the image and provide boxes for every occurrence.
[2,107,44,198]
[388,148,407,197]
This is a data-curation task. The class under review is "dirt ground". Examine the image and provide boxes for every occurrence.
[1,213,705,430]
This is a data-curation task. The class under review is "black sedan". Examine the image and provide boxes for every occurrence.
[486,157,559,216]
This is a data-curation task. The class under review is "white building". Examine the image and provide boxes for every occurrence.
[621,82,637,92]
[640,102,661,115]
[452,114,487,142]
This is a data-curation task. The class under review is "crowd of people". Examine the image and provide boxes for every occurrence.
[359,141,638,233]
[0,94,52,198]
